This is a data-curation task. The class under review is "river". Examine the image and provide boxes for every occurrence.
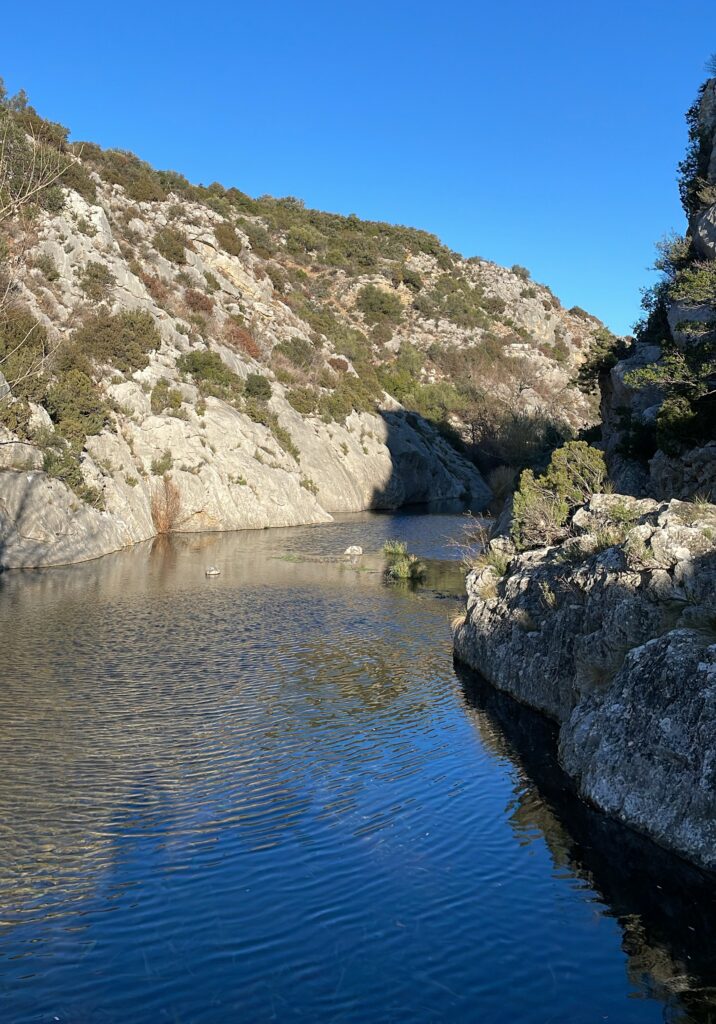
[0,508,714,1023]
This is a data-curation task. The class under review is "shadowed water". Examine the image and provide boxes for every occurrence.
[0,509,714,1023]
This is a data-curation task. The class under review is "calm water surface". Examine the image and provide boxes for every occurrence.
[1,508,715,1023]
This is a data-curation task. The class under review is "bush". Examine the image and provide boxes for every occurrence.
[184,287,213,313]
[75,145,165,201]
[151,449,173,475]
[511,265,531,281]
[151,473,182,532]
[214,221,242,256]
[512,442,607,550]
[383,537,426,580]
[356,284,403,326]
[154,226,188,264]
[45,365,109,447]
[669,261,716,303]
[223,319,262,359]
[177,349,243,403]
[391,264,423,292]
[78,261,114,301]
[33,252,59,282]
[272,336,318,374]
[0,309,49,403]
[414,274,493,329]
[286,386,318,415]
[150,378,183,415]
[656,396,699,455]
[43,442,103,506]
[244,373,272,400]
[73,309,161,374]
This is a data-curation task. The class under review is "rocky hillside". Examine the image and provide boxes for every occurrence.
[0,84,602,568]
[590,77,716,500]
[453,74,716,871]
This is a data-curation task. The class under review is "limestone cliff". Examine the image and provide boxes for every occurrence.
[0,92,601,568]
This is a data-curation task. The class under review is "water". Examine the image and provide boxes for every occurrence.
[0,508,715,1023]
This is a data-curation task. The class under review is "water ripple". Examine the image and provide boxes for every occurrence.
[0,514,714,1023]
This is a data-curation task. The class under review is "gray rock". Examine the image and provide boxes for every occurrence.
[453,494,716,868]
[560,631,716,870]
[691,202,716,260]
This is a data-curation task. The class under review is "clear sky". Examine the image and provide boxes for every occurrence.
[2,1,715,334]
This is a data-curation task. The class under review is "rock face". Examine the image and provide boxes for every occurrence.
[560,630,716,871]
[453,493,716,869]
[600,77,716,502]
[0,116,603,567]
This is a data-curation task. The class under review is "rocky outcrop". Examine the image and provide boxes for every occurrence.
[453,493,716,869]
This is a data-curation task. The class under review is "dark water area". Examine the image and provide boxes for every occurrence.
[0,509,715,1023]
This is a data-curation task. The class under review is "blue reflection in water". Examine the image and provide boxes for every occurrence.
[0,511,714,1023]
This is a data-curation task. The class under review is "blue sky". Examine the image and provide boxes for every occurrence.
[2,1,715,334]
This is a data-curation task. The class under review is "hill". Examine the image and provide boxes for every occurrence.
[0,82,604,567]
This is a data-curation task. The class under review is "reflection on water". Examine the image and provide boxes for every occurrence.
[0,510,714,1023]
[457,666,716,1024]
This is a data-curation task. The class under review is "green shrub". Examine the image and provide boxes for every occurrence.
[391,264,423,292]
[214,221,242,256]
[383,539,407,560]
[234,217,275,258]
[273,336,316,370]
[82,147,166,203]
[511,265,531,281]
[0,109,67,216]
[45,365,110,448]
[0,310,49,403]
[150,378,183,415]
[669,261,716,303]
[512,442,606,550]
[154,226,188,264]
[356,284,403,326]
[656,396,699,455]
[33,252,59,281]
[204,271,220,293]
[0,397,32,438]
[244,373,272,400]
[414,274,492,329]
[43,442,103,506]
[177,349,243,403]
[385,551,426,582]
[151,449,173,475]
[286,386,318,415]
[300,475,319,494]
[78,261,114,301]
[73,309,160,374]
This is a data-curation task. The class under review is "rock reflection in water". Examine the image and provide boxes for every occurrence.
[457,663,716,1024]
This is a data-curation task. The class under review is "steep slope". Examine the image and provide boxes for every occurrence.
[0,88,603,567]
